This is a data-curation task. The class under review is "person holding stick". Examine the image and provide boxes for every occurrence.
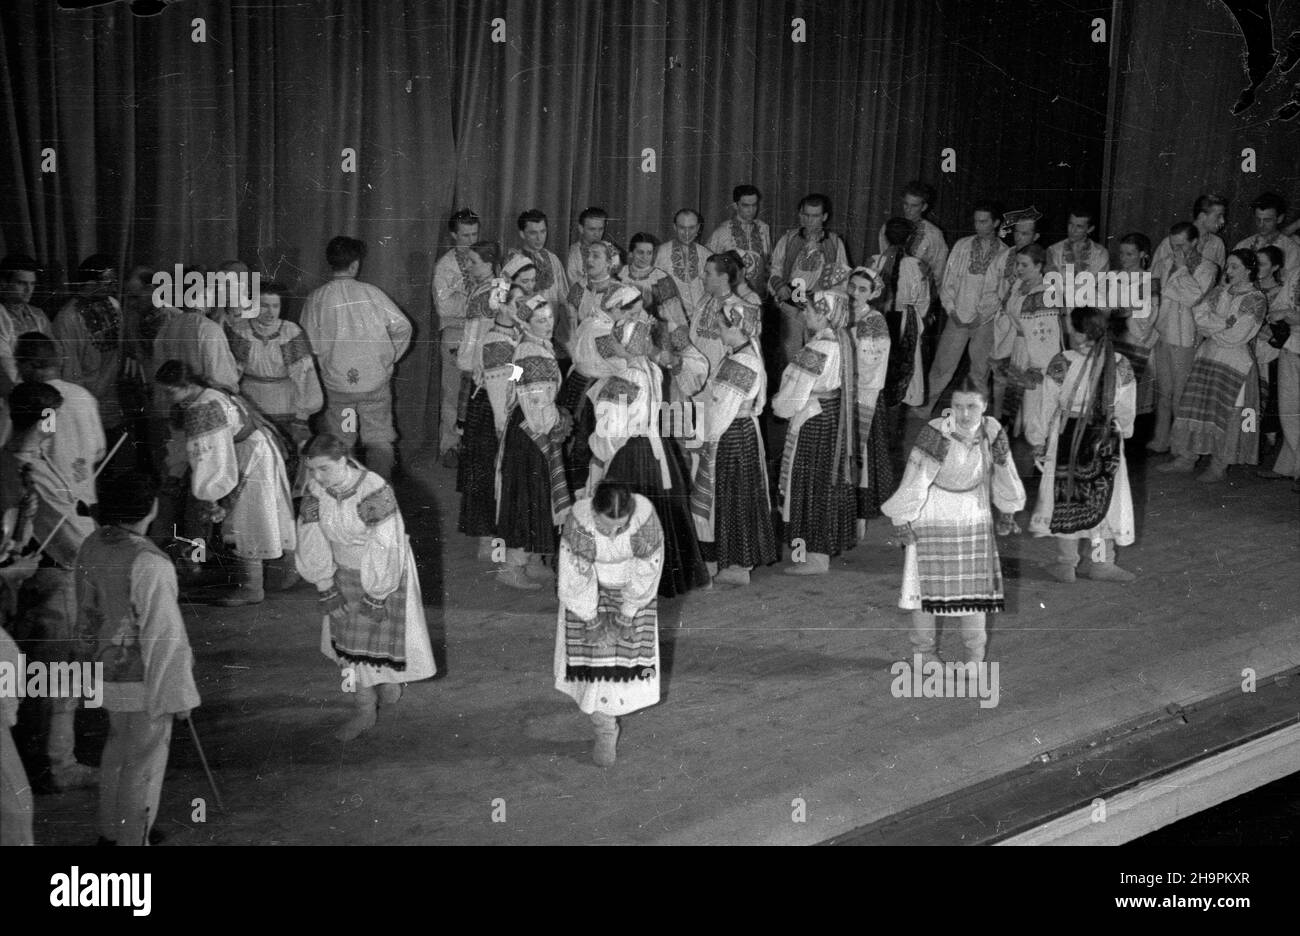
[74,473,200,845]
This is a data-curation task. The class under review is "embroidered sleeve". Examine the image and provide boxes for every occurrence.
[989,423,1012,466]
[913,424,949,464]
[594,333,623,360]
[225,326,251,365]
[561,512,597,565]
[183,399,228,438]
[281,330,314,366]
[629,511,663,559]
[715,356,757,394]
[652,276,681,305]
[1046,353,1070,384]
[300,493,320,523]
[357,484,398,526]
[481,337,516,370]
[597,375,641,405]
[856,314,889,341]
[792,345,828,377]
[517,353,560,387]
[566,282,585,312]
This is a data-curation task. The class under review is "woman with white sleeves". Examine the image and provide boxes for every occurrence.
[1027,306,1138,583]
[297,433,436,741]
[847,266,893,534]
[156,359,296,606]
[556,480,664,767]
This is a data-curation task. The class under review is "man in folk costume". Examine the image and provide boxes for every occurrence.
[74,474,200,845]
[881,376,1026,665]
[1026,306,1137,583]
[301,236,412,481]
[772,291,859,575]
[53,255,134,441]
[1,382,100,791]
[496,297,574,589]
[156,360,297,606]
[153,285,242,393]
[1108,233,1159,418]
[769,193,851,373]
[566,206,618,287]
[926,202,1010,410]
[996,209,1045,301]
[654,209,713,323]
[707,185,773,300]
[0,255,51,400]
[691,253,762,379]
[1147,222,1218,453]
[1191,193,1229,275]
[1234,192,1300,273]
[556,481,664,768]
[1047,208,1109,279]
[685,298,776,586]
[15,332,107,509]
[878,181,950,292]
[431,209,481,467]
[508,209,570,310]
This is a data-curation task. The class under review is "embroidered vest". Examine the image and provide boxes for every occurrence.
[77,528,168,684]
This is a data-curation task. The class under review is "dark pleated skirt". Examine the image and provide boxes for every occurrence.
[456,387,499,537]
[785,403,857,557]
[857,403,900,519]
[497,406,561,555]
[713,418,779,569]
[557,370,595,496]
[605,435,711,598]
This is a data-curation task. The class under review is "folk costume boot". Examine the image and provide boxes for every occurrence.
[591,712,620,767]
[335,685,378,742]
[524,553,555,582]
[277,549,301,591]
[1084,538,1136,582]
[1049,537,1079,583]
[783,552,830,575]
[1157,454,1198,473]
[376,682,403,706]
[713,565,751,586]
[1197,455,1229,483]
[213,558,265,606]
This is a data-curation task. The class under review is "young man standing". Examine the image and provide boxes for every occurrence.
[0,255,51,399]
[926,203,1009,407]
[52,255,133,441]
[75,473,200,846]
[507,209,569,309]
[431,209,481,467]
[1234,192,1300,272]
[1191,193,1229,274]
[1047,208,1109,277]
[707,185,772,299]
[301,236,412,480]
[654,209,713,321]
[567,207,614,285]
[769,193,850,370]
[878,181,949,289]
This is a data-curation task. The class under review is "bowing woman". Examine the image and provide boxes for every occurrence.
[556,480,664,767]
[297,433,436,741]
[881,375,1025,665]
[155,359,296,606]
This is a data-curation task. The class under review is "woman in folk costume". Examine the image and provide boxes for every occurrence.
[556,480,664,767]
[558,241,624,493]
[584,285,710,597]
[1107,234,1158,418]
[1160,249,1268,482]
[1027,306,1137,583]
[225,281,323,488]
[991,243,1057,435]
[847,266,894,533]
[496,296,573,589]
[297,434,436,741]
[772,291,859,575]
[455,242,510,555]
[156,359,296,606]
[1257,255,1300,481]
[881,376,1026,664]
[621,233,710,412]
[685,298,777,586]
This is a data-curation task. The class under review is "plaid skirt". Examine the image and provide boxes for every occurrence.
[709,417,779,569]
[605,435,711,598]
[497,406,567,555]
[783,401,857,557]
[558,370,596,495]
[456,387,499,537]
[857,402,900,519]
[1170,355,1259,464]
[901,483,1004,614]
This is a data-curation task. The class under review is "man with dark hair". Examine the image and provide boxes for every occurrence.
[996,208,1046,300]
[508,208,568,309]
[51,254,132,440]
[15,331,106,508]
[769,194,850,369]
[1234,191,1300,271]
[654,208,712,321]
[0,255,50,398]
[567,207,614,284]
[75,472,200,845]
[432,209,481,466]
[1191,194,1229,272]
[878,181,949,288]
[1048,208,1108,276]
[707,185,772,299]
[301,236,411,480]
[927,202,1010,408]
[1,380,100,792]
[152,265,241,394]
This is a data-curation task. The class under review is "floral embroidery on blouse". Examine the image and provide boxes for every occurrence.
[968,238,997,275]
[672,243,702,283]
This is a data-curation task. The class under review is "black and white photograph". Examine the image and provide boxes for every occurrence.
[0,0,1297,897]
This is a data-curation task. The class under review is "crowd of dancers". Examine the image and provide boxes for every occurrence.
[1,181,1297,844]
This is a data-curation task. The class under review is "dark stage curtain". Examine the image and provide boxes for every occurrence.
[1104,0,1300,252]
[1,0,1116,451]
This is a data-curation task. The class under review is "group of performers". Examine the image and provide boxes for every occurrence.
[1,180,1297,842]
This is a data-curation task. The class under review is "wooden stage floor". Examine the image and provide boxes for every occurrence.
[29,430,1300,845]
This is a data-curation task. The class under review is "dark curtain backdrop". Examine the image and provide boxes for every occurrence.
[1105,0,1300,251]
[1,0,1114,450]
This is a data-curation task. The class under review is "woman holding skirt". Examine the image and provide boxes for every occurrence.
[882,376,1025,664]
[556,481,664,767]
[297,434,436,741]
[1027,307,1138,583]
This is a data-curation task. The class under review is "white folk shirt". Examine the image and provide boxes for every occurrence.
[432,247,475,342]
[879,218,949,286]
[707,218,773,297]
[154,309,241,392]
[1234,232,1300,276]
[47,378,106,506]
[941,235,1009,325]
[654,241,713,322]
[1149,247,1217,348]
[505,246,569,309]
[1048,238,1109,277]
[301,275,412,394]
[226,319,323,419]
